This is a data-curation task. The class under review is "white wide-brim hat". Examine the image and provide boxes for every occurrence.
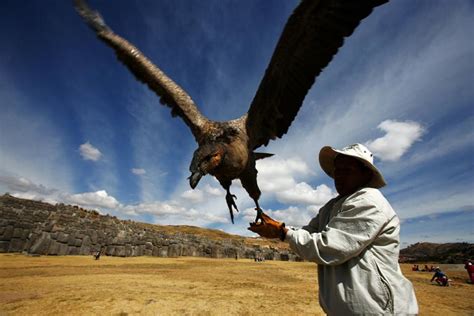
[319,143,386,189]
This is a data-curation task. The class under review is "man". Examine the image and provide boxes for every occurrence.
[465,260,474,284]
[431,267,449,286]
[249,143,418,315]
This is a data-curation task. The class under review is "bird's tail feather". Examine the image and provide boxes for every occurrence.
[74,0,110,33]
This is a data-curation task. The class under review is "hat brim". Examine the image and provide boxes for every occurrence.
[319,146,386,189]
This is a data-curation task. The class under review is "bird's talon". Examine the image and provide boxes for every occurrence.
[254,207,265,224]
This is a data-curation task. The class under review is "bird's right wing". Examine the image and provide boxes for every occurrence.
[245,0,388,150]
[74,0,209,143]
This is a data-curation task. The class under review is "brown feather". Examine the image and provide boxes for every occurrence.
[245,0,388,150]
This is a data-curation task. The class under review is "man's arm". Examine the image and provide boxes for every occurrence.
[286,196,390,265]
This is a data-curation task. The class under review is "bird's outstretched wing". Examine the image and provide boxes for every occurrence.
[245,0,388,150]
[74,0,209,143]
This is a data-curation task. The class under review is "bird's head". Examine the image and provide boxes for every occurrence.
[188,143,226,189]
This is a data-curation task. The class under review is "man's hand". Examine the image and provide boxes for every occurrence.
[248,212,286,239]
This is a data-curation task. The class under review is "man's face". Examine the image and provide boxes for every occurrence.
[333,155,372,196]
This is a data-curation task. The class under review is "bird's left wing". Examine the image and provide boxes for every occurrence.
[74,0,209,143]
[245,0,388,150]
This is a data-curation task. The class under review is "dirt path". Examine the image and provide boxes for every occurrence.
[0,255,472,315]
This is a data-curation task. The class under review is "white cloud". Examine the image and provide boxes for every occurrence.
[180,189,204,203]
[365,120,425,161]
[65,190,119,209]
[203,184,223,196]
[79,142,103,161]
[131,168,146,175]
[0,175,118,210]
[256,156,313,193]
[277,183,335,206]
[119,201,184,217]
[0,175,57,195]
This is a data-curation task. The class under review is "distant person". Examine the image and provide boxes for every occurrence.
[431,267,449,286]
[412,264,419,271]
[465,260,474,284]
[93,250,101,260]
[249,144,419,315]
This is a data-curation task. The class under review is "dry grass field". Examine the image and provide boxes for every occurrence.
[0,254,473,315]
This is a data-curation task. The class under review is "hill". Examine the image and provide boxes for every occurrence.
[399,242,474,263]
[0,194,294,260]
[2,194,472,263]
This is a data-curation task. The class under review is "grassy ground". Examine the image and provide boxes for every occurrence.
[0,254,472,315]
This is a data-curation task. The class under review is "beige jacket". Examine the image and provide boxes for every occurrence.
[286,187,418,315]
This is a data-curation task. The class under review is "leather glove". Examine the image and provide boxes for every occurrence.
[247,212,286,240]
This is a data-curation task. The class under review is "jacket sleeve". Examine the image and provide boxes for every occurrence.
[286,195,389,265]
[300,213,320,234]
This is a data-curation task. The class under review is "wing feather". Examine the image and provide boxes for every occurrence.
[74,0,209,143]
[245,0,388,149]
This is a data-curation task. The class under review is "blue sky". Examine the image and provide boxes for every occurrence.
[0,0,473,247]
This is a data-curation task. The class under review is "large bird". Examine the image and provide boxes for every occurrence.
[74,0,388,224]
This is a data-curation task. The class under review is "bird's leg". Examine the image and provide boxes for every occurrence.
[225,188,239,224]
[254,199,265,224]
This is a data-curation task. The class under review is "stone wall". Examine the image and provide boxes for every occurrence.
[0,194,299,261]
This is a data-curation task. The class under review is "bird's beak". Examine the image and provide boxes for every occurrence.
[188,172,203,189]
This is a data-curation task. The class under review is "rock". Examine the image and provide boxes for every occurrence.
[58,243,69,255]
[12,227,23,239]
[48,240,60,255]
[0,194,298,261]
[57,232,69,243]
[30,232,52,254]
[8,238,25,252]
[0,241,9,252]
[2,226,13,241]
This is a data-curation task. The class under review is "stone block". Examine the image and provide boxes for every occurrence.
[30,233,51,255]
[1,226,13,241]
[43,223,54,232]
[51,224,64,232]
[18,222,34,229]
[74,239,82,247]
[116,246,126,257]
[8,238,26,252]
[58,243,69,255]
[0,241,9,252]
[79,245,91,255]
[168,244,182,257]
[124,244,133,257]
[105,246,115,256]
[158,247,168,257]
[90,230,98,244]
[67,234,76,246]
[68,246,79,255]
[48,240,60,255]
[57,232,69,243]
[82,235,91,246]
[12,228,23,238]
[21,229,30,240]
